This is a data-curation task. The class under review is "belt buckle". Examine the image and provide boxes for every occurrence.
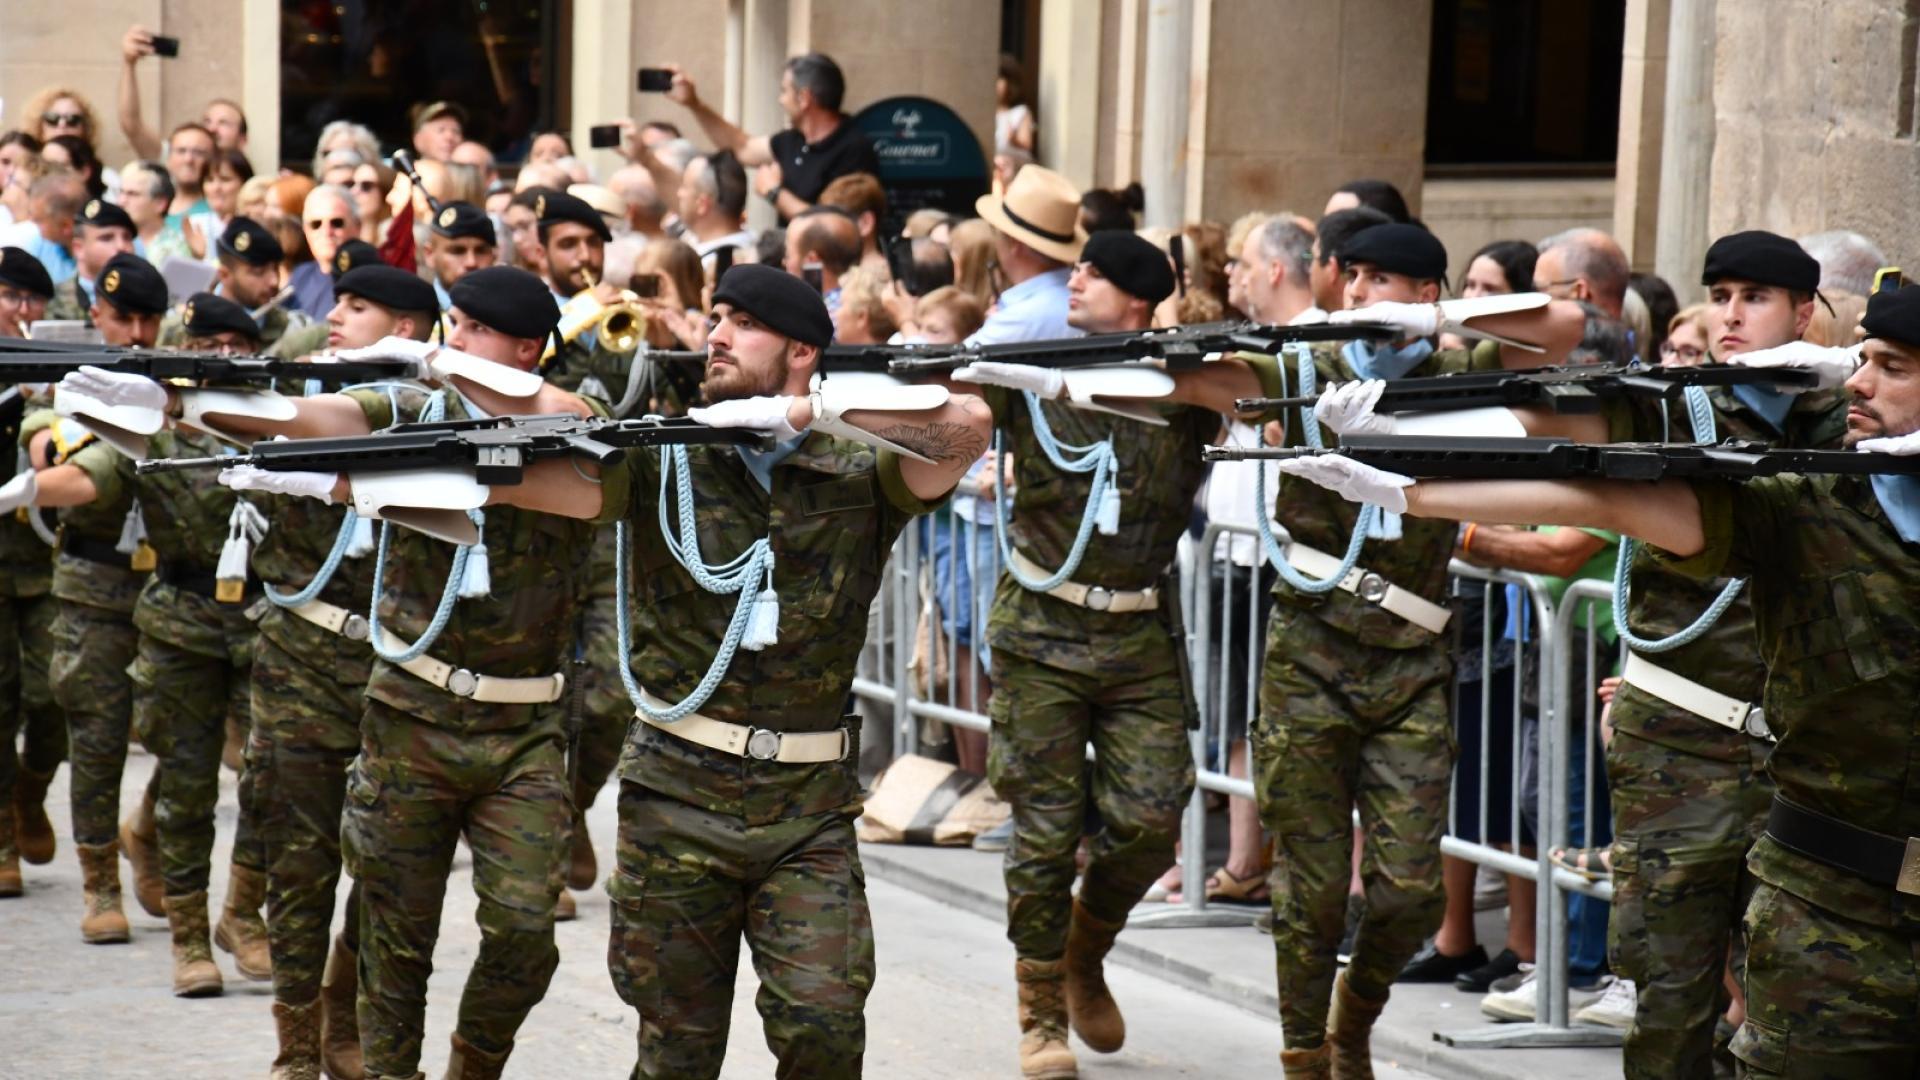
[1358,572,1388,604]
[746,728,782,761]
[342,614,370,642]
[1743,706,1772,741]
[447,668,478,698]
[1900,838,1920,897]
[1083,586,1114,612]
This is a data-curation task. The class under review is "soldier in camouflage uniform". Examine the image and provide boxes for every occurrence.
[41,198,136,323]
[0,389,59,901]
[156,218,304,352]
[267,241,387,361]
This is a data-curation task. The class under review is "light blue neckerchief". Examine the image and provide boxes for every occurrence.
[1342,337,1434,382]
[1730,383,1795,434]
[1871,474,1920,543]
[740,433,807,493]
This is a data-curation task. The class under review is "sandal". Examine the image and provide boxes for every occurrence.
[1204,866,1271,905]
[1549,846,1612,882]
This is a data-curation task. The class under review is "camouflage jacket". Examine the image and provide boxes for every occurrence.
[615,435,935,825]
[126,428,257,661]
[266,321,330,360]
[1658,471,1920,930]
[0,394,52,598]
[45,277,90,322]
[542,333,699,420]
[27,410,149,613]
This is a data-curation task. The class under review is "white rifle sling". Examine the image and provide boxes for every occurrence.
[54,391,162,459]
[806,380,951,463]
[1435,291,1551,353]
[177,388,299,444]
[348,468,488,546]
[1061,365,1177,426]
[428,348,546,399]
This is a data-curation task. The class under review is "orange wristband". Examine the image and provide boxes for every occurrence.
[1462,522,1479,555]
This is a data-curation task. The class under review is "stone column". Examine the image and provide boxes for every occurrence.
[1612,0,1670,272]
[1654,0,1714,301]
[1138,0,1194,229]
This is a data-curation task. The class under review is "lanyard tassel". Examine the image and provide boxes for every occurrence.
[742,560,779,651]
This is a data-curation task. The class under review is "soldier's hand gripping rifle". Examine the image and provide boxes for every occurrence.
[1203,434,1920,480]
[1231,363,1821,416]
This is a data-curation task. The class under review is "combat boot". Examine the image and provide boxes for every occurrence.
[566,809,597,890]
[553,888,577,922]
[1281,1043,1333,1078]
[1015,958,1078,1079]
[1326,969,1388,1080]
[13,764,55,864]
[214,861,273,981]
[120,787,165,917]
[1063,899,1126,1053]
[165,889,224,997]
[0,801,20,897]
[441,1033,511,1080]
[270,998,323,1080]
[320,933,366,1080]
[76,841,131,943]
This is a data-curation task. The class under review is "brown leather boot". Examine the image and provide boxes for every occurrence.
[441,1033,511,1080]
[270,998,324,1080]
[1326,969,1388,1080]
[214,861,273,981]
[320,933,366,1080]
[120,788,165,917]
[13,765,55,864]
[165,889,224,997]
[0,801,20,898]
[1281,1043,1333,1078]
[553,888,577,922]
[76,841,131,943]
[1063,899,1126,1053]
[566,809,597,890]
[222,712,246,773]
[1015,958,1078,1079]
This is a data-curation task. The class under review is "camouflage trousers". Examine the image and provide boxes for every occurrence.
[52,600,136,846]
[572,591,630,813]
[606,782,873,1080]
[987,648,1196,961]
[342,700,568,1077]
[1605,691,1773,1080]
[251,631,366,1004]
[1732,881,1920,1078]
[132,631,260,896]
[1254,608,1453,1047]
[0,590,60,828]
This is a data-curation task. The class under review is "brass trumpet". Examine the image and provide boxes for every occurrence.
[543,268,646,360]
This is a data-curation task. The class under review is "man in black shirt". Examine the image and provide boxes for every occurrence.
[664,52,880,223]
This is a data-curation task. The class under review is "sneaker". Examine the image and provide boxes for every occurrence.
[1574,976,1636,1029]
[1487,966,1531,995]
[1397,940,1490,984]
[1474,866,1508,911]
[1454,947,1523,992]
[1480,964,1537,1022]
[1334,894,1364,965]
[971,818,1013,852]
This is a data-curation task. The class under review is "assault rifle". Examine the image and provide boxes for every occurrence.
[0,341,418,387]
[134,413,767,485]
[1232,363,1819,415]
[1203,435,1920,479]
[820,320,1401,376]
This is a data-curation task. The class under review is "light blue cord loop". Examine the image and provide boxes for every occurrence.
[363,389,484,663]
[995,390,1118,590]
[1254,343,1379,594]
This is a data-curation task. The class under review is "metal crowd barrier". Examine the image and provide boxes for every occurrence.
[850,499,1626,1051]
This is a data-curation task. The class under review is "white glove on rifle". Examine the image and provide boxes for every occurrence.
[1314,380,1396,437]
[59,366,168,411]
[951,361,1066,399]
[1277,453,1414,514]
[1856,430,1920,455]
[218,464,339,503]
[1329,302,1439,338]
[334,336,440,382]
[1725,341,1860,392]
[0,471,36,514]
[688,395,803,442]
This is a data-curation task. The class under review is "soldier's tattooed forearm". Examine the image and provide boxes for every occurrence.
[871,421,989,464]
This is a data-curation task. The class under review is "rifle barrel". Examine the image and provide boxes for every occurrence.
[134,454,249,475]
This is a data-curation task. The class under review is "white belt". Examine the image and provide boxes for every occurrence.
[1009,549,1161,613]
[1283,542,1451,635]
[635,689,848,764]
[374,628,567,705]
[1622,652,1774,740]
[283,598,371,642]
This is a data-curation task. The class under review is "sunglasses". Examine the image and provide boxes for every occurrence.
[42,112,85,128]
[307,218,348,231]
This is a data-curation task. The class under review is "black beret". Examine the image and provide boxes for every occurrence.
[217,216,283,265]
[1081,230,1175,304]
[1338,223,1447,281]
[335,265,438,314]
[430,201,495,244]
[1860,286,1920,351]
[1700,231,1819,292]
[331,239,383,280]
[711,264,834,348]
[181,292,260,341]
[0,247,54,299]
[77,198,135,235]
[535,190,611,243]
[96,253,168,315]
[448,265,561,342]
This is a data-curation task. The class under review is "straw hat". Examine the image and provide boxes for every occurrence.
[975,165,1087,264]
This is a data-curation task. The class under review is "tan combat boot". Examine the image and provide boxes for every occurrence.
[214,861,273,981]
[76,841,131,943]
[165,889,224,997]
[1326,969,1388,1080]
[1063,899,1127,1053]
[441,1033,512,1080]
[1281,1043,1333,1079]
[566,809,597,891]
[553,888,577,922]
[119,788,165,917]
[270,998,323,1080]
[0,800,21,898]
[1015,958,1078,1079]
[13,765,55,864]
[320,933,367,1080]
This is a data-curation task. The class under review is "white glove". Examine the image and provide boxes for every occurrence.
[334,336,439,381]
[1277,453,1414,513]
[0,470,36,514]
[1856,430,1920,456]
[58,365,168,411]
[1725,341,1861,391]
[688,395,803,441]
[1329,301,1440,338]
[217,465,339,503]
[951,362,1067,399]
[1314,380,1396,437]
